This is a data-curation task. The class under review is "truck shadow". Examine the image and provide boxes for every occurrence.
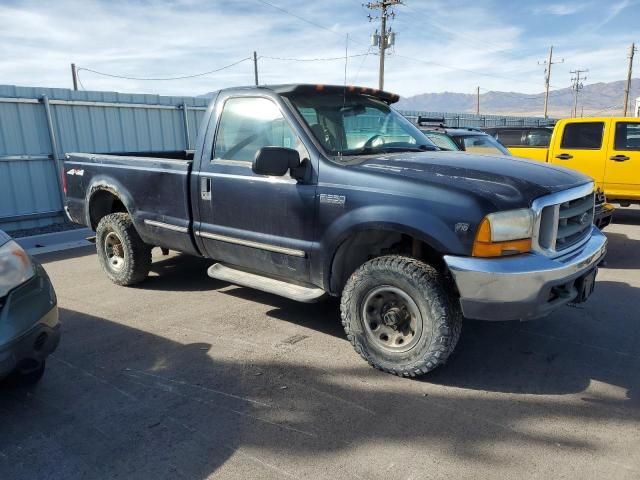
[610,207,640,226]
[143,252,345,339]
[1,307,637,479]
[600,232,640,269]
[427,279,639,404]
[140,253,638,401]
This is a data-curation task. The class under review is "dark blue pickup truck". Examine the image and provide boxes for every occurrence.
[63,84,607,377]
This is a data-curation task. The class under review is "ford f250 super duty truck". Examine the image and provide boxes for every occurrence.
[63,84,607,377]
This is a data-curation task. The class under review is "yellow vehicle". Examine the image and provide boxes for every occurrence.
[484,126,553,161]
[487,118,640,205]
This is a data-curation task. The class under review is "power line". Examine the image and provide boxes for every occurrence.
[353,46,374,83]
[399,2,514,54]
[388,52,540,86]
[260,53,370,62]
[76,57,252,81]
[254,0,366,46]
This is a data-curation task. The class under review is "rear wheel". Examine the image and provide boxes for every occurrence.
[1,361,46,388]
[340,255,462,377]
[96,213,152,286]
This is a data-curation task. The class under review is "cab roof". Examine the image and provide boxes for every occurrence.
[262,84,401,104]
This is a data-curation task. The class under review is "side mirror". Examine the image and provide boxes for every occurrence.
[252,147,300,177]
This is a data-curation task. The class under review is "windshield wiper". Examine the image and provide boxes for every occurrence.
[338,144,438,156]
[380,145,438,152]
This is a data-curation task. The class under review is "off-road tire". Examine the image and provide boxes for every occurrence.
[1,361,46,388]
[17,360,47,385]
[340,255,462,377]
[96,213,152,286]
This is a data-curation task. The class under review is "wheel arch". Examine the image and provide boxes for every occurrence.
[326,223,446,295]
[86,178,135,230]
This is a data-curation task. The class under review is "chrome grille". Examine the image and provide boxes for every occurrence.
[532,183,595,257]
[555,193,594,251]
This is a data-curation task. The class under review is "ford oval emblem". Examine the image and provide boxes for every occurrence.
[579,212,590,225]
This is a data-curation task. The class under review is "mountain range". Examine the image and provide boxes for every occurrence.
[395,78,640,117]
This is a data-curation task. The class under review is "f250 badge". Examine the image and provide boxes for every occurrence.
[319,194,346,207]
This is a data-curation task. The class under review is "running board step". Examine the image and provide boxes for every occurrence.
[207,263,326,303]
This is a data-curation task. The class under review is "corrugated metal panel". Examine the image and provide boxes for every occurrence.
[0,84,209,232]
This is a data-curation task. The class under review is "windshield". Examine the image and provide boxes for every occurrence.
[287,94,437,156]
[461,135,511,156]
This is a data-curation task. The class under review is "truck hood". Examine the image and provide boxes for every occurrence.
[349,150,591,209]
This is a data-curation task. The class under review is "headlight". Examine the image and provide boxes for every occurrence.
[472,208,534,257]
[0,240,36,297]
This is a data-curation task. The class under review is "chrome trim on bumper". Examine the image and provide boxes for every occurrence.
[144,219,189,233]
[444,226,607,321]
[195,231,306,258]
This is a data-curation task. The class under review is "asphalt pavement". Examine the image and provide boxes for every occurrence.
[1,210,639,479]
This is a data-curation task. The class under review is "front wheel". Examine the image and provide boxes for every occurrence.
[340,255,462,377]
[96,213,152,286]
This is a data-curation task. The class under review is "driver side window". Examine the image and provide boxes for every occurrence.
[213,97,298,161]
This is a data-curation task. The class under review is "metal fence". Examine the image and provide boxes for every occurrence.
[0,84,553,232]
[0,85,208,231]
[399,110,555,128]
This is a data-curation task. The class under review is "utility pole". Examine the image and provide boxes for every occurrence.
[70,63,78,91]
[538,46,563,119]
[365,0,401,90]
[623,42,637,116]
[476,86,480,115]
[253,51,259,86]
[570,69,588,118]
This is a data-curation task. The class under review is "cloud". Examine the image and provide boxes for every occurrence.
[533,3,587,16]
[0,0,635,100]
[592,0,635,28]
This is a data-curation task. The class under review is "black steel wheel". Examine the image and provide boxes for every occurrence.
[341,255,462,377]
[96,213,152,286]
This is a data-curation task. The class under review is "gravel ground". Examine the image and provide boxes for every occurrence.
[0,209,639,479]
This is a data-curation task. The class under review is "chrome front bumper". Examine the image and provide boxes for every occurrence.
[444,227,607,321]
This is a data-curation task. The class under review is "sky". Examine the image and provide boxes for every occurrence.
[0,0,638,98]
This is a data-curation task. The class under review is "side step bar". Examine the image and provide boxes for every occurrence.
[207,263,326,303]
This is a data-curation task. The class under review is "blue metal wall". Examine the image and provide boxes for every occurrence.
[0,85,208,232]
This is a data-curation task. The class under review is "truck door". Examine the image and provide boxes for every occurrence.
[549,120,607,189]
[195,95,316,283]
[604,120,640,200]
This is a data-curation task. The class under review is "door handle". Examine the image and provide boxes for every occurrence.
[610,154,630,162]
[555,153,573,160]
[200,177,211,200]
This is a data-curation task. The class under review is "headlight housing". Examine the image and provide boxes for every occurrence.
[472,208,534,257]
[0,240,36,298]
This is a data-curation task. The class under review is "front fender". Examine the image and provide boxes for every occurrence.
[318,204,468,292]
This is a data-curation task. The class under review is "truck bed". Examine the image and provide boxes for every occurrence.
[64,151,199,255]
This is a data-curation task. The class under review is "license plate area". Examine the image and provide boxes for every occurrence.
[574,268,597,303]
